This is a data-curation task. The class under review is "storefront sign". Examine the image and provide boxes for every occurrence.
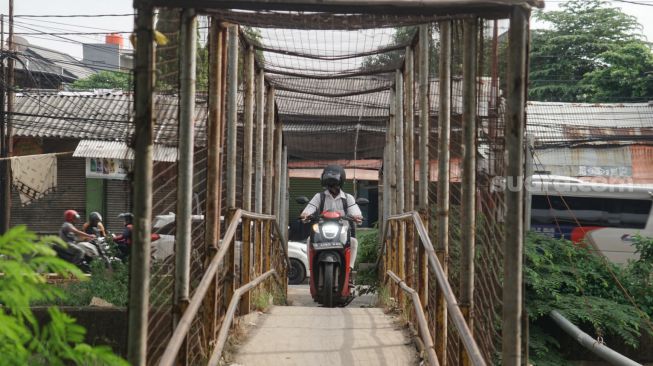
[86,158,132,180]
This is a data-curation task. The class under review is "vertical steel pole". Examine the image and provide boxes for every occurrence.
[243,45,255,212]
[388,88,397,215]
[281,145,288,243]
[128,3,154,365]
[1,3,14,232]
[206,20,223,252]
[395,70,404,214]
[404,46,415,212]
[503,7,529,366]
[174,9,197,324]
[255,71,265,214]
[460,17,478,366]
[417,24,430,308]
[436,20,452,366]
[418,25,430,210]
[274,119,283,222]
[264,87,275,215]
[205,17,224,344]
[226,25,239,209]
[0,39,7,235]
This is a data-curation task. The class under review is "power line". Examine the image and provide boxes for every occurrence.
[15,31,131,36]
[14,13,133,18]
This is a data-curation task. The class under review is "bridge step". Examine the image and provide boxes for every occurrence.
[233,306,418,365]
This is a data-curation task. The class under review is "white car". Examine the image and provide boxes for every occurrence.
[288,240,309,285]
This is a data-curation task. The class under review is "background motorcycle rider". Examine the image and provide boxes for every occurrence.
[112,212,133,259]
[82,211,107,237]
[57,209,95,265]
[299,165,363,283]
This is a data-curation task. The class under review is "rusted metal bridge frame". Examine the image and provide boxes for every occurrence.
[130,0,538,365]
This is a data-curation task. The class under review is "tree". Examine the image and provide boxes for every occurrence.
[529,0,653,102]
[71,71,131,90]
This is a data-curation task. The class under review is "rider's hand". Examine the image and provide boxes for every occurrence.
[299,212,311,222]
[352,215,363,224]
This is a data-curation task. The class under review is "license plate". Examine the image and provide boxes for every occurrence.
[313,242,344,250]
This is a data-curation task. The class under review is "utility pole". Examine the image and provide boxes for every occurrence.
[1,1,14,234]
[1,13,7,234]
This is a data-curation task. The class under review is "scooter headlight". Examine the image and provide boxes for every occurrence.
[312,224,319,233]
[322,223,339,239]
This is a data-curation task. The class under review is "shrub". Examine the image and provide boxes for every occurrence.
[0,226,128,365]
[525,232,652,365]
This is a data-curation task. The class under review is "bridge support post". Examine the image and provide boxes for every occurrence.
[174,11,198,364]
[255,71,265,214]
[388,88,397,216]
[264,87,275,215]
[282,145,288,243]
[417,24,430,311]
[274,119,283,224]
[404,45,416,301]
[503,7,530,366]
[243,45,255,211]
[225,24,239,308]
[404,46,415,213]
[460,17,478,366]
[436,19,452,366]
[395,70,405,214]
[226,25,239,210]
[205,17,225,344]
[128,3,154,365]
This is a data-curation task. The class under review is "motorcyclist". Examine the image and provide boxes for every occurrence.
[299,165,363,284]
[57,209,95,265]
[112,212,133,259]
[82,211,107,237]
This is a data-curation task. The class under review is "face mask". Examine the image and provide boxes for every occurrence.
[328,185,340,195]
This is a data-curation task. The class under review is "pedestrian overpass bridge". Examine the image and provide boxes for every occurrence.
[126,0,539,365]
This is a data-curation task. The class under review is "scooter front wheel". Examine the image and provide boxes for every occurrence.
[322,262,335,307]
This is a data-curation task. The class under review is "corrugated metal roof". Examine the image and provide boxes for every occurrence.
[527,101,653,147]
[73,139,178,162]
[13,94,208,146]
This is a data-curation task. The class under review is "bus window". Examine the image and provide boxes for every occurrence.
[530,195,652,240]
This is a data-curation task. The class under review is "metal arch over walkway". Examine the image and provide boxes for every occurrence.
[129,1,537,366]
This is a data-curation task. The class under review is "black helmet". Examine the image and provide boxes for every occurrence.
[119,212,134,225]
[321,165,346,189]
[89,212,103,223]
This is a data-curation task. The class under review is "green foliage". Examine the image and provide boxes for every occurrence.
[622,235,653,316]
[53,260,130,308]
[362,27,417,70]
[356,228,379,266]
[525,232,652,364]
[529,0,653,102]
[71,71,132,90]
[0,226,128,366]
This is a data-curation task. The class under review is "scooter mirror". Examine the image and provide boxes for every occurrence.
[356,198,369,206]
[296,196,310,204]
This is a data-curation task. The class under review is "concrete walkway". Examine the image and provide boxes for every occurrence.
[233,285,418,366]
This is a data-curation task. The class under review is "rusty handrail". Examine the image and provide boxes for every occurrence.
[241,210,291,268]
[158,209,288,366]
[383,211,486,366]
[387,270,439,366]
[207,269,281,365]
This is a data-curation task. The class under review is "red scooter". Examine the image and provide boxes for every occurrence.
[303,209,357,307]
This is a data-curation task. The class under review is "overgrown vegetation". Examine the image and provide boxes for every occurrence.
[51,260,130,307]
[525,232,653,365]
[0,226,127,365]
[355,228,380,289]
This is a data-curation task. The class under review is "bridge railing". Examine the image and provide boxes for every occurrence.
[381,212,486,366]
[157,209,288,366]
